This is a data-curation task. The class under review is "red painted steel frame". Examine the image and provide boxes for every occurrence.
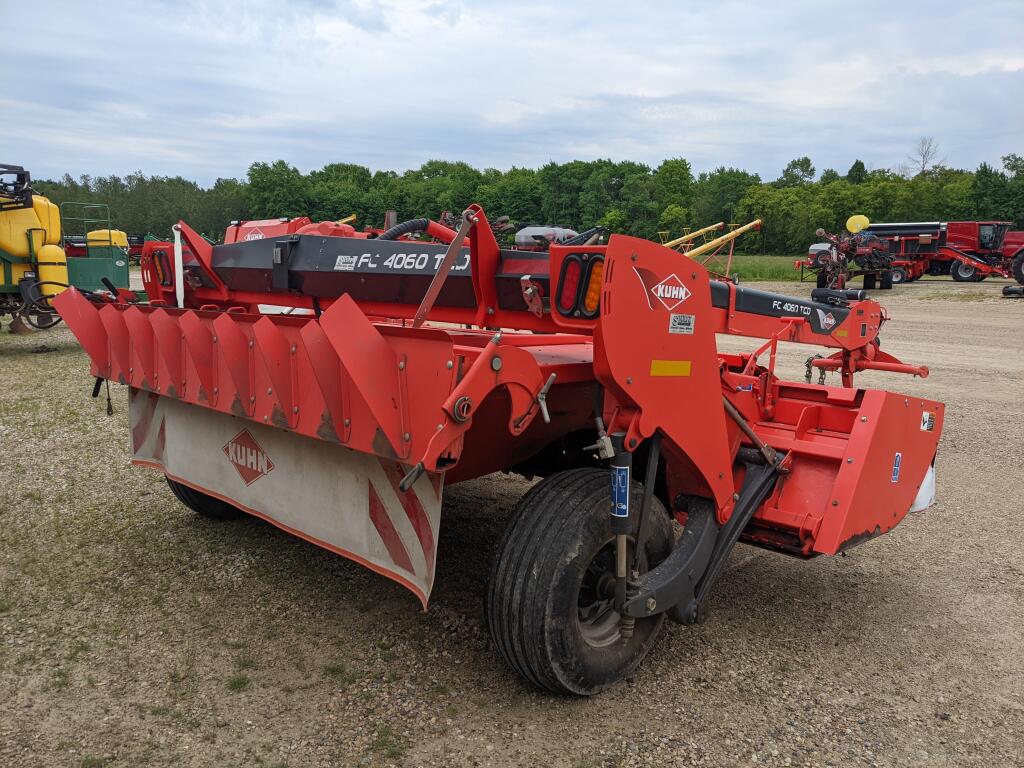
[55,206,943,559]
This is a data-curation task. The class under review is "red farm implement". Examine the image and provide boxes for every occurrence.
[796,216,897,290]
[55,205,943,695]
[849,220,1020,286]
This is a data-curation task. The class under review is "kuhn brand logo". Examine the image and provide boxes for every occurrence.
[223,429,274,485]
[242,228,265,241]
[650,274,691,311]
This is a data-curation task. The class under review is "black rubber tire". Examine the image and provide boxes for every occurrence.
[879,270,893,290]
[863,273,877,290]
[815,271,827,288]
[166,476,243,520]
[1013,252,1024,286]
[951,261,976,282]
[889,267,907,285]
[486,468,674,696]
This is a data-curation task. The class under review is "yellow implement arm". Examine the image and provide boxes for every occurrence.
[663,221,725,250]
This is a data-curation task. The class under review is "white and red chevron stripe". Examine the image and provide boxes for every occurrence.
[129,388,443,605]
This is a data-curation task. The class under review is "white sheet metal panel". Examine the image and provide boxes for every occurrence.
[129,388,443,605]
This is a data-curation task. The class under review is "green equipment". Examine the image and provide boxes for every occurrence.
[0,164,131,332]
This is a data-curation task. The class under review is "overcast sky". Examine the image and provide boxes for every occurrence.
[4,0,1023,185]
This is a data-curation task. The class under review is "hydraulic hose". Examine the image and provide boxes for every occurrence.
[376,217,465,245]
[376,218,431,241]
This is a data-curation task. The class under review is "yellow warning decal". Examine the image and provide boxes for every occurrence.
[834,329,848,337]
[650,359,692,377]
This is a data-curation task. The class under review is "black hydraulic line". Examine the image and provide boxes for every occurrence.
[376,218,430,241]
[562,226,608,246]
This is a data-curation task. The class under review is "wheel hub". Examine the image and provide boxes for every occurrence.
[577,540,633,648]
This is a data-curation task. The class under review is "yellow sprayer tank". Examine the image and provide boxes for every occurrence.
[0,205,43,261]
[1,194,67,294]
[86,228,129,248]
[36,243,69,302]
[32,195,62,245]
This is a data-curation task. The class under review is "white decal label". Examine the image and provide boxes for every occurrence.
[920,411,935,432]
[243,228,265,241]
[773,299,811,316]
[650,274,691,311]
[334,254,357,271]
[668,313,695,335]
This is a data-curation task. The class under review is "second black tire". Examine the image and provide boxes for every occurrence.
[166,476,243,520]
[1013,252,1024,285]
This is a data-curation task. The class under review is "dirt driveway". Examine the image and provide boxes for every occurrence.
[1,277,1022,767]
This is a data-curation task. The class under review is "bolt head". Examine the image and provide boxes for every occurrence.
[403,432,411,442]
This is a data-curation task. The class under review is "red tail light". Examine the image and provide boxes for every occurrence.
[558,256,583,314]
[556,254,605,318]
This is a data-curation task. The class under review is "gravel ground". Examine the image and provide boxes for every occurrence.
[1,276,1022,767]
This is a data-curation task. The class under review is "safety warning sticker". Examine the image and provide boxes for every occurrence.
[668,313,695,335]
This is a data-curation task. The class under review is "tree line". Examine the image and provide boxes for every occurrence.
[33,150,1024,254]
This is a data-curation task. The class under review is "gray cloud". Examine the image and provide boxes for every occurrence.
[5,0,1023,184]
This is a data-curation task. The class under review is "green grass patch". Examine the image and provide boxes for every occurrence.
[727,254,802,282]
[323,662,359,684]
[52,668,70,690]
[226,673,250,692]
[235,653,257,671]
[370,727,406,760]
